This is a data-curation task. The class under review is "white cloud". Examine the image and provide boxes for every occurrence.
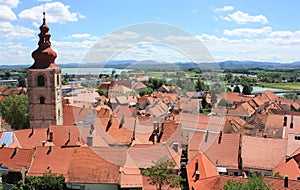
[0,22,35,39]
[270,31,295,38]
[18,2,84,24]
[68,33,91,39]
[224,27,272,37]
[214,6,234,12]
[106,31,140,41]
[0,5,17,21]
[0,0,19,8]
[222,10,268,24]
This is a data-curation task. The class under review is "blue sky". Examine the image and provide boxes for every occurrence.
[1,0,300,65]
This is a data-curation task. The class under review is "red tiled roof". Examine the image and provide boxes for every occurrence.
[128,144,180,169]
[242,136,287,170]
[192,175,300,190]
[0,147,34,172]
[66,147,120,184]
[205,133,240,169]
[28,146,74,176]
[14,126,82,149]
[186,152,219,189]
[274,158,300,180]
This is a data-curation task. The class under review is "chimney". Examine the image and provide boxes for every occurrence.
[109,114,113,124]
[87,135,93,147]
[283,115,287,127]
[42,141,46,146]
[290,115,294,129]
[120,114,126,125]
[195,157,200,181]
[284,176,288,188]
[172,141,179,153]
[49,131,54,142]
[205,130,209,142]
[47,146,53,155]
[13,146,18,155]
[218,131,223,144]
[68,130,71,141]
[161,122,165,133]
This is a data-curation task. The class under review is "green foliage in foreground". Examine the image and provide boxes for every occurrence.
[0,95,29,130]
[142,157,182,190]
[224,174,272,190]
[17,174,65,190]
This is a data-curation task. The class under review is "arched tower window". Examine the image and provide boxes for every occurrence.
[37,75,45,86]
[40,96,45,104]
[57,75,59,85]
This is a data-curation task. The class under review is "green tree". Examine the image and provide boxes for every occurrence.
[242,84,253,95]
[225,73,233,83]
[18,76,26,88]
[96,89,105,96]
[284,92,298,100]
[224,174,272,190]
[0,95,29,130]
[139,88,153,97]
[17,174,65,190]
[142,157,182,190]
[233,85,241,93]
[195,77,208,92]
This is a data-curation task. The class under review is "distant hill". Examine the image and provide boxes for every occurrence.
[1,60,300,69]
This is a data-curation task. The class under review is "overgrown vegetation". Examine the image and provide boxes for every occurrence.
[224,174,272,190]
[0,94,29,130]
[142,157,182,190]
[17,174,65,190]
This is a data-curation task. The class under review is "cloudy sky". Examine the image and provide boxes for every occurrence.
[0,0,300,65]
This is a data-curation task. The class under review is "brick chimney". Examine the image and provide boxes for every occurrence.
[218,131,223,144]
[195,158,200,181]
[205,130,209,142]
[282,115,287,139]
[49,131,54,142]
[284,176,288,188]
[87,135,93,147]
[172,141,179,153]
[290,115,294,129]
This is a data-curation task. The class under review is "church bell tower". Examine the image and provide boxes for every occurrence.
[27,12,63,128]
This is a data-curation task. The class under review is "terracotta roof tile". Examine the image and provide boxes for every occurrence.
[205,133,240,169]
[28,146,74,176]
[186,152,219,189]
[66,147,120,184]
[0,147,34,172]
[128,144,180,169]
[274,158,300,180]
[242,136,287,170]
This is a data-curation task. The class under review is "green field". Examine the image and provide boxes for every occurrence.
[257,82,300,90]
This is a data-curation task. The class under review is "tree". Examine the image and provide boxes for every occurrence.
[195,77,208,92]
[139,88,153,97]
[141,157,182,190]
[225,73,233,83]
[242,84,253,95]
[284,92,298,100]
[224,174,272,190]
[0,95,29,130]
[96,89,105,96]
[17,174,65,190]
[18,76,26,87]
[233,85,241,93]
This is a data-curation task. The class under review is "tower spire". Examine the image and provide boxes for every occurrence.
[30,12,58,69]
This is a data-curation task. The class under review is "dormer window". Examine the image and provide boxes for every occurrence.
[37,75,45,86]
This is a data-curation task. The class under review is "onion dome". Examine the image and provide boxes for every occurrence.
[30,12,58,69]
